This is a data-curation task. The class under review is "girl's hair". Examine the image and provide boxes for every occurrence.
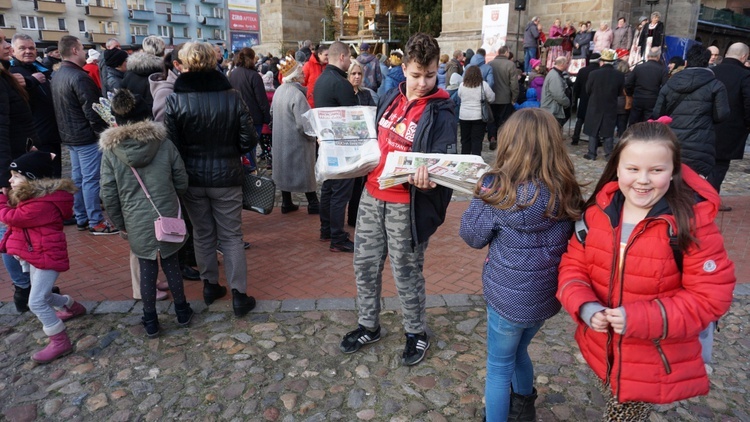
[234,47,256,69]
[587,121,696,251]
[536,64,548,76]
[179,42,217,73]
[0,65,29,103]
[462,66,483,88]
[477,109,583,221]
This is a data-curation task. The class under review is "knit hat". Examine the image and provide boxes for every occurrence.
[87,49,101,64]
[530,58,541,69]
[10,151,56,180]
[262,71,275,91]
[104,48,128,68]
[638,16,648,23]
[110,89,152,125]
[277,56,300,78]
[600,49,617,62]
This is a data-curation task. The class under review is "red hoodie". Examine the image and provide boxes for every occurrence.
[365,83,450,204]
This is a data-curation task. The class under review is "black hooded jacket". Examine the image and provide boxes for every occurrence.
[9,58,60,149]
[122,52,164,114]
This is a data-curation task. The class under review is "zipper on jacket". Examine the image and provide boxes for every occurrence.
[653,298,672,374]
[558,279,592,299]
[23,229,33,252]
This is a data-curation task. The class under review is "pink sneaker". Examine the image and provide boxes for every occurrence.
[55,301,86,322]
[32,331,73,363]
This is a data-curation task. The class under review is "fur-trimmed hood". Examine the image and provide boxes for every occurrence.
[174,70,233,93]
[126,51,164,76]
[8,178,77,206]
[99,120,167,168]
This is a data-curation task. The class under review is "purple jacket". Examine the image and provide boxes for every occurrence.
[530,75,545,102]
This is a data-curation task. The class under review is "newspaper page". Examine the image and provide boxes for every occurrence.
[301,106,381,182]
[378,152,490,195]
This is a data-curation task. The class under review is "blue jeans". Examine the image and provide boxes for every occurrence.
[524,47,537,74]
[0,223,30,288]
[485,306,543,421]
[244,124,263,171]
[68,143,104,225]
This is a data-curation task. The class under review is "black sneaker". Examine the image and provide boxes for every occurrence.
[340,325,381,354]
[330,239,354,253]
[402,332,430,366]
[583,154,596,161]
[76,222,89,231]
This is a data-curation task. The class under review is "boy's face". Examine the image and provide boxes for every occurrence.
[9,171,27,190]
[401,59,438,101]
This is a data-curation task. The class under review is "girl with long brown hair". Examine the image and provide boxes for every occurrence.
[460,108,583,421]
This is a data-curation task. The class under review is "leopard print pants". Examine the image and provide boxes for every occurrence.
[598,382,652,421]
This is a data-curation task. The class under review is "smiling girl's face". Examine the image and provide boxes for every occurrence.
[617,140,674,214]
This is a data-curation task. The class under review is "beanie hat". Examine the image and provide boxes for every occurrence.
[530,58,541,69]
[104,48,128,68]
[277,56,300,78]
[262,71,275,91]
[10,151,56,180]
[110,89,152,125]
[87,49,101,64]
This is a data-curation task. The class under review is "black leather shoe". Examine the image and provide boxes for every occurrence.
[181,265,200,281]
[232,289,256,317]
[203,280,227,305]
[13,286,31,313]
[281,204,299,214]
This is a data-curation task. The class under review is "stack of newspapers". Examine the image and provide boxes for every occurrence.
[378,152,490,195]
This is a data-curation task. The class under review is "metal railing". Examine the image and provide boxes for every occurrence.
[699,5,750,30]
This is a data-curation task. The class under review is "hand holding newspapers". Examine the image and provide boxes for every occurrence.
[378,152,491,195]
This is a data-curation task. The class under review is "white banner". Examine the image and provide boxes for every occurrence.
[481,4,509,61]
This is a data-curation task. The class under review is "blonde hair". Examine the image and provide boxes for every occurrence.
[440,54,449,64]
[477,109,583,221]
[179,42,217,72]
[348,59,363,74]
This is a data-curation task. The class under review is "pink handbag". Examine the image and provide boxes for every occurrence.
[131,167,186,243]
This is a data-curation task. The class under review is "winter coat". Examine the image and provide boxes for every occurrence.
[515,88,540,109]
[0,179,76,272]
[712,58,750,160]
[457,81,495,121]
[302,53,326,108]
[313,65,357,108]
[557,165,735,404]
[383,66,406,96]
[99,120,188,259]
[572,62,599,120]
[529,73,544,101]
[573,31,593,59]
[355,87,377,107]
[83,62,102,89]
[105,66,124,93]
[461,180,572,323]
[9,59,60,150]
[523,21,540,48]
[437,62,447,89]
[639,21,664,49]
[444,58,463,89]
[148,69,178,123]
[593,28,613,53]
[270,82,316,193]
[229,66,271,126]
[122,52,164,114]
[357,52,382,91]
[0,74,37,188]
[466,53,495,89]
[541,67,570,119]
[50,61,108,147]
[584,64,624,138]
[375,86,457,246]
[625,59,668,100]
[488,55,518,105]
[164,70,256,188]
[612,25,633,50]
[652,67,730,176]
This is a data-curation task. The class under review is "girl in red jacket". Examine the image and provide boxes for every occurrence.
[558,120,735,420]
[0,152,85,363]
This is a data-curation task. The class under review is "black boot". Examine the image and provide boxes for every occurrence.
[203,280,227,305]
[13,286,31,313]
[181,265,200,281]
[231,289,256,317]
[306,192,320,215]
[507,387,537,421]
[142,312,160,338]
[175,302,194,326]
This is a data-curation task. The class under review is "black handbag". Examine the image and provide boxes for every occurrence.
[480,86,492,123]
[242,171,276,215]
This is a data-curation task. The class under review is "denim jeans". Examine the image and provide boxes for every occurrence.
[68,143,104,225]
[485,306,543,421]
[0,223,30,288]
[244,124,263,171]
[524,47,537,74]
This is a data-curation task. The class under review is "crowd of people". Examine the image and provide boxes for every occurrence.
[0,17,748,421]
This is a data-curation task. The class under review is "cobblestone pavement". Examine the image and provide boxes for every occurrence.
[1,286,748,422]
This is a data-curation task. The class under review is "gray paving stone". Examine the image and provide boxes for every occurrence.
[0,302,20,315]
[734,284,750,296]
[92,300,135,314]
[442,294,472,307]
[79,301,99,314]
[280,299,315,312]
[316,298,355,311]
[426,295,446,308]
[253,300,280,313]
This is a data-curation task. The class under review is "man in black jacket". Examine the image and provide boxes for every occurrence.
[625,47,667,125]
[709,42,750,202]
[99,37,120,96]
[571,53,600,145]
[313,41,358,253]
[9,33,62,177]
[583,49,624,160]
[51,35,117,235]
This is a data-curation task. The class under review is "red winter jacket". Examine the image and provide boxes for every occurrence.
[302,53,326,108]
[557,165,735,404]
[0,179,76,272]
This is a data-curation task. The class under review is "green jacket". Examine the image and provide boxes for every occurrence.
[99,120,188,259]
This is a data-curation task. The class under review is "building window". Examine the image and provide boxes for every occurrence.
[155,2,168,14]
[130,24,148,35]
[21,16,46,30]
[182,27,188,37]
[99,20,118,34]
[196,27,202,39]
[212,29,225,40]
[212,7,224,18]
[0,15,5,28]
[75,0,83,5]
[128,0,147,10]
[157,25,169,37]
[195,5,201,16]
[58,18,66,30]
[78,19,86,32]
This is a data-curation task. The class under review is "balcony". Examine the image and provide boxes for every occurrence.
[199,16,224,26]
[699,5,750,30]
[168,12,191,24]
[171,36,190,44]
[34,0,67,14]
[206,37,224,44]
[0,0,12,9]
[86,5,115,18]
[0,27,16,37]
[88,31,118,44]
[129,9,155,21]
[38,29,69,42]
[201,0,223,4]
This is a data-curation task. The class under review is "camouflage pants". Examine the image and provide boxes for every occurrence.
[353,190,427,334]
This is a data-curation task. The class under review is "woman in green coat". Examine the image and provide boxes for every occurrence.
[99,89,192,338]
